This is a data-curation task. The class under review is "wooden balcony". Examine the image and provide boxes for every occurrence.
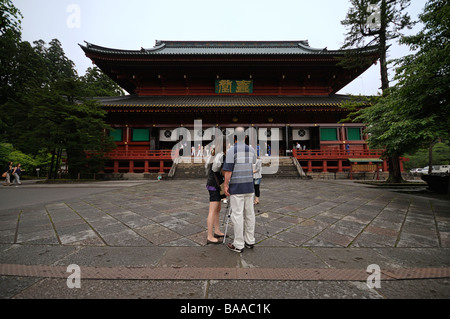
[101,148,391,174]
[104,150,177,173]
[293,149,387,173]
[107,149,176,160]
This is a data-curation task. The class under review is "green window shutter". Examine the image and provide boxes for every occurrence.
[320,128,338,141]
[347,128,361,141]
[110,128,123,142]
[132,128,150,142]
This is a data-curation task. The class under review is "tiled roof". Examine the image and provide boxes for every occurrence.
[98,95,359,108]
[81,40,378,56]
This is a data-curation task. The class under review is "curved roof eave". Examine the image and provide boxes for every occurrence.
[80,40,379,57]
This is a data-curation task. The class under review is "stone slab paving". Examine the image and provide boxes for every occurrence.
[2,179,449,249]
[0,178,449,299]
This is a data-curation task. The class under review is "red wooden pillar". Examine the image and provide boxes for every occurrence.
[400,159,404,172]
[382,160,388,172]
[114,161,119,173]
[159,160,164,173]
[125,126,130,151]
[338,160,343,173]
[144,161,149,173]
[340,126,346,152]
[307,160,312,173]
[129,161,134,173]
[322,160,327,172]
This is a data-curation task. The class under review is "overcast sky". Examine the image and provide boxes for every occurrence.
[14,0,426,96]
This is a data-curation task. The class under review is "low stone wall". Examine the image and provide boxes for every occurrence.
[421,174,450,195]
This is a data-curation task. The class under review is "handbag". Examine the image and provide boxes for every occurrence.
[2,172,6,178]
[213,172,225,196]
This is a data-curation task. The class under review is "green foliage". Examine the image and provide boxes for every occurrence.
[340,1,415,183]
[81,67,124,97]
[0,3,120,179]
[341,0,414,91]
[341,0,413,48]
[0,0,23,40]
[342,0,449,182]
[404,142,450,169]
[0,143,51,176]
[358,0,450,157]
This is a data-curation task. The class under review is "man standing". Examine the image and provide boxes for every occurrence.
[223,127,257,253]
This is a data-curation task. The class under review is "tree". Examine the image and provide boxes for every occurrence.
[341,0,413,90]
[404,142,450,170]
[80,67,124,97]
[391,0,449,173]
[1,37,117,179]
[341,0,414,182]
[0,0,22,39]
[1,3,120,179]
[355,0,449,178]
[0,0,23,105]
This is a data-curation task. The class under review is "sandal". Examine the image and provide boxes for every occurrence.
[214,233,228,238]
[207,239,222,245]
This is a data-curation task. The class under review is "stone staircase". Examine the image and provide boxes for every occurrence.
[102,172,168,180]
[169,158,208,179]
[260,157,305,179]
[169,156,306,179]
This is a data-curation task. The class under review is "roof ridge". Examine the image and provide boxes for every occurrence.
[157,40,310,48]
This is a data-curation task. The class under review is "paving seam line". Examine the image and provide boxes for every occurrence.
[1,264,450,281]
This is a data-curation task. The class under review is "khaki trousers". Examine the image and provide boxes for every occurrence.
[230,193,255,250]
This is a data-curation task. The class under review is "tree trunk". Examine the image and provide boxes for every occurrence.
[428,141,434,174]
[379,0,390,92]
[387,155,404,183]
[379,0,403,183]
[48,149,55,179]
[54,147,63,179]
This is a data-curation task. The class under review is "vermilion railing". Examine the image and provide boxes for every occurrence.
[106,149,176,160]
[100,148,389,174]
[292,149,385,160]
[106,149,385,161]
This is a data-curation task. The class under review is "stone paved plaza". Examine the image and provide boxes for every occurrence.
[1,178,449,299]
[2,179,448,249]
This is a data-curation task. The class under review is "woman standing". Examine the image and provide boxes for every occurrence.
[3,161,13,186]
[205,143,227,244]
[253,156,262,205]
[13,163,23,185]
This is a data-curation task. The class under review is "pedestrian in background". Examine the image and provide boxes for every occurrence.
[253,156,262,205]
[13,163,23,185]
[2,161,13,186]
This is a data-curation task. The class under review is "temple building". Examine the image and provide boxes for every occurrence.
[80,40,401,177]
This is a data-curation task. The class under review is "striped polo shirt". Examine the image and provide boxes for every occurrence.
[222,142,257,195]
